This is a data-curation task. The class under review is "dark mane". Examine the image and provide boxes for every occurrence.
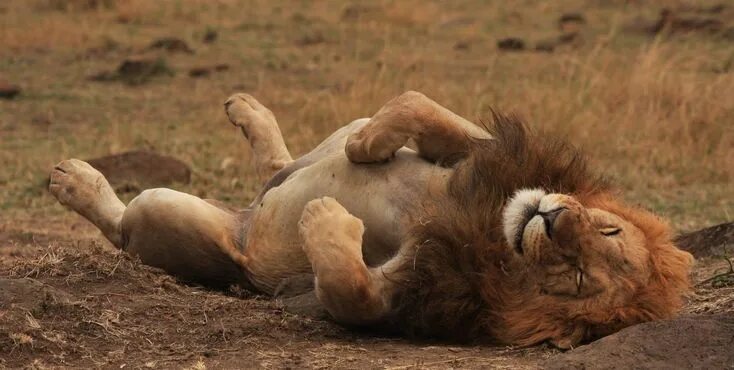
[386,112,611,341]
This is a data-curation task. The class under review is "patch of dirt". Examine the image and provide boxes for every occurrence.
[85,150,192,192]
[543,314,734,369]
[0,242,547,368]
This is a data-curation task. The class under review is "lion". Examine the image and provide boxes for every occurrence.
[48,91,693,348]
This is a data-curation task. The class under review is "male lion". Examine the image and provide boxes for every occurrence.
[49,91,693,348]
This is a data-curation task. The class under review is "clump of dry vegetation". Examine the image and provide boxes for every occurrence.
[1,0,732,367]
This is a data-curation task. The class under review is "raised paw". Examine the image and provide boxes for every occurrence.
[345,127,404,163]
[49,159,110,210]
[48,159,126,245]
[298,197,365,269]
[224,93,276,133]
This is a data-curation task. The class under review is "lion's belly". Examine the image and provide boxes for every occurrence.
[242,148,450,294]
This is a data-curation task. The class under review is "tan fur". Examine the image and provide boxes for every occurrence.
[48,91,693,348]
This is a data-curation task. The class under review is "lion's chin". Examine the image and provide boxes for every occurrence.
[502,188,546,254]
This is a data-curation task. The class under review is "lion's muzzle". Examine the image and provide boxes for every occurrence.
[504,190,588,262]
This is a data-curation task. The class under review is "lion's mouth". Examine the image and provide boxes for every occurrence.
[514,203,539,255]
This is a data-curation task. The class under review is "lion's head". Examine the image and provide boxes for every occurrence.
[389,112,693,348]
[498,189,693,348]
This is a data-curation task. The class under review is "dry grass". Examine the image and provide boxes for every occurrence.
[2,0,730,232]
[0,3,731,228]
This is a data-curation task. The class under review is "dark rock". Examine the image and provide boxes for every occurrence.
[676,222,734,258]
[188,64,229,78]
[558,13,586,33]
[203,29,218,43]
[534,32,582,53]
[117,56,173,84]
[544,314,734,369]
[90,55,174,85]
[341,4,381,21]
[453,40,471,51]
[295,30,325,46]
[147,37,194,54]
[0,80,21,99]
[651,9,724,35]
[559,13,586,25]
[497,38,526,51]
[188,67,211,78]
[86,150,191,192]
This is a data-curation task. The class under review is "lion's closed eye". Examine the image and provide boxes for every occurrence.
[599,227,621,236]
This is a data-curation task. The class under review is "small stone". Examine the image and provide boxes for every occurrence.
[203,29,218,43]
[89,55,174,85]
[453,40,471,51]
[497,38,525,51]
[147,37,194,54]
[188,67,211,78]
[0,80,21,99]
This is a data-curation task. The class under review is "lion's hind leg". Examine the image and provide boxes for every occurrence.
[121,188,249,288]
[49,159,250,288]
[225,93,293,182]
[298,197,393,324]
[49,159,126,247]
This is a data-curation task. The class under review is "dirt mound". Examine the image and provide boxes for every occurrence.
[544,314,734,369]
[85,150,191,192]
[676,222,734,258]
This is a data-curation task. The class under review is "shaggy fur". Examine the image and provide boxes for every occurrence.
[387,113,692,345]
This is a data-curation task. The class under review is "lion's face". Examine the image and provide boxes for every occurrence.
[501,188,692,348]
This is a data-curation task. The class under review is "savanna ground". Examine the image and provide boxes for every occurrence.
[1,0,733,368]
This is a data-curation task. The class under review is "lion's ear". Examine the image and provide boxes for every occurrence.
[548,324,586,350]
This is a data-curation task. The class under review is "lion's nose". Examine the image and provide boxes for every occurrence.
[538,207,566,239]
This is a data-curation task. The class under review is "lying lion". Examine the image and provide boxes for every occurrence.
[49,91,693,348]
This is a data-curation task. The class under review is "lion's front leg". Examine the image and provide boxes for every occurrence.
[345,91,490,164]
[298,197,393,324]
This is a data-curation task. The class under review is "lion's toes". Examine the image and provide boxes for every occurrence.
[49,159,106,208]
[224,93,275,130]
[345,127,405,164]
[299,197,364,260]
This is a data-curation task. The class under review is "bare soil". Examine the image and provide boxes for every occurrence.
[0,223,549,369]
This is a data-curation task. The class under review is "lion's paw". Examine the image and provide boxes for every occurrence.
[49,159,110,211]
[298,197,365,269]
[224,93,276,133]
